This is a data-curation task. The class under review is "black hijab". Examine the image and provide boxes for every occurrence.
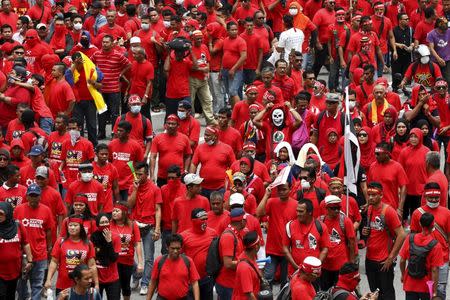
[0,202,17,240]
[416,119,434,151]
[90,213,118,267]
[394,118,410,145]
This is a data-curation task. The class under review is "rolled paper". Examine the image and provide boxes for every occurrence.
[256,256,272,264]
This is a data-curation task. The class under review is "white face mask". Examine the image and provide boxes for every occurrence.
[81,172,93,182]
[69,130,80,144]
[289,8,298,15]
[163,20,171,28]
[130,105,141,114]
[301,179,311,190]
[141,23,150,31]
[177,111,187,120]
[426,201,439,209]
[73,23,83,30]
[175,0,184,5]
[420,56,430,64]
[349,101,356,109]
[26,78,34,85]
[272,109,284,127]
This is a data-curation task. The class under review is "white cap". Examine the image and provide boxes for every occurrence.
[183,173,203,185]
[325,195,342,206]
[36,23,47,30]
[229,193,245,206]
[129,36,141,44]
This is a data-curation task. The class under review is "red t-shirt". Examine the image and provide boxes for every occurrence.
[410,205,450,263]
[134,29,161,67]
[14,203,54,261]
[256,84,284,105]
[27,5,52,24]
[19,164,57,189]
[230,159,271,184]
[312,8,335,44]
[240,31,262,70]
[65,180,106,216]
[129,60,154,98]
[60,137,95,188]
[261,121,294,160]
[253,25,272,55]
[40,186,66,227]
[207,210,230,233]
[313,111,344,149]
[161,180,186,230]
[399,233,444,293]
[232,253,260,299]
[181,227,217,278]
[422,170,448,207]
[265,197,298,256]
[218,127,243,157]
[151,132,192,178]
[371,16,393,54]
[95,232,121,283]
[190,44,210,80]
[47,79,75,118]
[366,204,402,261]
[151,254,200,298]
[290,275,316,299]
[48,131,70,163]
[60,218,96,237]
[51,237,95,289]
[166,55,193,99]
[434,93,450,137]
[93,162,119,213]
[413,19,435,45]
[0,86,32,127]
[216,228,244,288]
[231,100,258,130]
[112,113,153,150]
[110,221,141,266]
[97,24,127,41]
[0,183,27,209]
[222,36,247,70]
[192,142,235,190]
[398,144,429,196]
[404,62,442,87]
[178,116,201,151]
[128,179,162,225]
[0,223,27,280]
[108,138,144,190]
[172,194,210,233]
[6,119,25,143]
[368,160,409,209]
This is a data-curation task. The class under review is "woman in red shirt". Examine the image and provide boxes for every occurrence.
[45,214,98,295]
[60,194,96,237]
[110,202,143,300]
[358,126,376,173]
[0,202,32,300]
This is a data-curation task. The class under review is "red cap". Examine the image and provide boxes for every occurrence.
[205,125,219,136]
[166,114,179,123]
[128,94,141,105]
[243,141,256,150]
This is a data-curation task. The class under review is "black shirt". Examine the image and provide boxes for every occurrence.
[393,25,414,57]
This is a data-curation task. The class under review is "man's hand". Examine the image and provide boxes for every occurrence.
[152,230,161,241]
[265,102,274,110]
[392,51,398,61]
[264,186,272,197]
[439,126,450,135]
[380,256,394,271]
[229,69,235,78]
[437,57,446,67]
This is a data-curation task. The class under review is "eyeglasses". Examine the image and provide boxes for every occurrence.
[328,206,341,211]
[14,51,24,55]
[0,157,8,161]
[358,133,368,137]
[306,77,315,80]
[436,86,447,90]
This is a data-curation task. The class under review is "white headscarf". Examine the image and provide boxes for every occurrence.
[274,141,296,165]
[295,143,325,167]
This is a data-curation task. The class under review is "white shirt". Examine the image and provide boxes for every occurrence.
[277,27,305,60]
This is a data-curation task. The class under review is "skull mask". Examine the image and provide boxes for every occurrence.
[272,109,284,127]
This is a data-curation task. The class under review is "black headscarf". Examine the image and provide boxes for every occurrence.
[0,202,17,240]
[90,213,118,267]
[394,118,410,145]
[416,119,434,151]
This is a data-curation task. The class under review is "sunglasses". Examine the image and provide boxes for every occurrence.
[14,51,24,55]
[436,86,447,90]
[0,157,8,161]
[358,133,368,137]
[328,206,341,211]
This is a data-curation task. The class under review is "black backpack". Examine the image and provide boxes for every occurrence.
[156,253,190,281]
[407,233,437,279]
[119,113,149,141]
[205,229,237,279]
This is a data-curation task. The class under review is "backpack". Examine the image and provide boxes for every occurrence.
[313,287,350,300]
[119,113,149,141]
[407,233,437,279]
[318,212,346,239]
[156,253,191,282]
[277,270,299,300]
[205,229,237,279]
[286,219,323,239]
[417,207,448,243]
[316,111,345,136]
[29,129,49,152]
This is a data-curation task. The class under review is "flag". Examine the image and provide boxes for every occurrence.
[344,87,360,196]
[269,165,291,189]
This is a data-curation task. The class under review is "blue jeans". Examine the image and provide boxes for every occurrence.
[437,262,449,299]
[264,254,288,287]
[220,69,243,98]
[215,282,233,300]
[39,117,54,135]
[137,226,155,287]
[17,259,47,300]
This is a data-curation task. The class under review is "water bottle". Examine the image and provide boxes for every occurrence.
[47,289,54,300]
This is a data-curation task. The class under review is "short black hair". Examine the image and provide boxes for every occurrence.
[420,212,434,228]
[218,107,232,118]
[167,164,181,176]
[339,262,359,275]
[295,91,311,102]
[135,161,149,174]
[367,181,383,191]
[18,16,30,25]
[68,117,82,128]
[275,59,288,68]
[166,233,183,247]
[397,12,408,21]
[95,143,109,153]
[226,21,238,30]
[31,73,45,87]
[243,231,259,248]
[302,69,314,79]
[117,120,132,133]
[424,181,440,190]
[1,24,12,32]
[424,6,435,19]
[56,113,69,125]
[126,3,136,16]
[363,64,375,73]
[6,164,19,177]
[68,264,90,281]
[376,141,391,152]
[282,15,294,28]
[297,198,314,213]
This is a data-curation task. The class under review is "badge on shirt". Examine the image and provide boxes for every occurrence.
[308,233,318,250]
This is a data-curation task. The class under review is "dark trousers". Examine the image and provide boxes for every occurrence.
[189,276,214,300]
[405,292,430,300]
[392,54,412,90]
[157,177,167,188]
[73,100,98,146]
[99,92,121,137]
[313,44,329,77]
[365,259,395,300]
[403,194,421,221]
[0,277,18,300]
[118,263,134,297]
[320,268,339,290]
[99,280,121,300]
[264,254,288,287]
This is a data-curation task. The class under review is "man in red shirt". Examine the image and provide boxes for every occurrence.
[93,144,119,214]
[83,1,107,38]
[147,233,200,300]
[181,208,217,299]
[14,184,54,300]
[257,183,297,286]
[290,256,322,299]
[217,108,243,158]
[363,182,406,300]
[312,0,335,77]
[0,0,18,28]
[425,152,448,207]
[413,7,437,45]
[127,161,162,295]
[272,59,296,104]
[0,164,27,208]
[410,182,450,298]
[47,62,76,118]
[177,100,201,151]
[240,17,263,86]
[363,84,395,128]
[150,115,192,186]
[207,191,230,233]
[400,212,443,299]
[97,10,127,43]
[20,145,57,189]
[231,85,260,130]
[311,93,344,149]
[191,126,236,198]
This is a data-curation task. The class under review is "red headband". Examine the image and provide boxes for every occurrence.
[240,157,251,166]
[367,187,382,194]
[68,217,84,225]
[374,3,384,9]
[245,236,260,248]
[375,147,388,154]
[205,126,218,136]
[436,80,448,87]
[302,262,321,275]
[74,195,88,205]
[352,15,361,21]
[114,203,129,213]
[249,104,261,111]
[166,114,179,124]
[336,9,345,14]
[424,189,441,196]
[245,85,258,94]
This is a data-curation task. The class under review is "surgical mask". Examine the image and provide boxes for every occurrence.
[130,105,141,114]
[177,111,187,120]
[420,56,430,64]
[141,23,150,31]
[26,78,34,85]
[163,20,171,28]
[349,101,356,109]
[301,179,310,190]
[426,201,439,209]
[73,23,83,30]
[206,139,215,146]
[289,8,298,15]
[81,172,94,182]
[130,46,138,52]
[69,130,80,144]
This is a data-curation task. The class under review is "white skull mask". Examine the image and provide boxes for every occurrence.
[272,109,284,127]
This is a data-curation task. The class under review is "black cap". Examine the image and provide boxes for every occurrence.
[191,208,207,219]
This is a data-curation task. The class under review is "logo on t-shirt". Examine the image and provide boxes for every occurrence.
[94,174,109,190]
[295,239,304,249]
[370,216,385,231]
[308,233,318,250]
[330,228,341,244]
[85,193,98,202]
[66,150,83,167]
[25,178,36,187]
[415,72,432,86]
[21,218,44,228]
[119,233,132,254]
[272,131,285,143]
[12,130,24,139]
[51,142,63,158]
[65,249,88,267]
[112,152,131,162]
[4,196,23,208]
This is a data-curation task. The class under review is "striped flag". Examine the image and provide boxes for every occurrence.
[344,87,360,196]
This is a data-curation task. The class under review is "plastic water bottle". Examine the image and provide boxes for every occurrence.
[47,289,54,300]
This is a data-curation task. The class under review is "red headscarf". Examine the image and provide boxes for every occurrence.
[319,128,340,170]
[358,126,375,171]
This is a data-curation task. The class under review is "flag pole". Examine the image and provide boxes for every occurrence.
[345,87,350,217]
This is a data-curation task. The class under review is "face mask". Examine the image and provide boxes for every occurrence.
[206,139,215,146]
[177,111,187,120]
[26,78,34,85]
[349,101,356,109]
[426,201,439,208]
[130,46,138,52]
[272,109,284,127]
[167,178,181,187]
[141,23,150,31]
[73,23,82,30]
[175,0,184,5]
[55,25,65,34]
[81,172,93,182]
[130,105,141,114]
[26,38,37,47]
[289,8,298,15]
[98,224,110,231]
[163,20,171,28]
[69,130,80,144]
[375,11,384,17]
[192,219,207,232]
[80,39,89,48]
[301,179,310,190]
[420,56,430,64]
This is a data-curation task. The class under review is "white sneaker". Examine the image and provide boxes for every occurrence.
[140,286,148,295]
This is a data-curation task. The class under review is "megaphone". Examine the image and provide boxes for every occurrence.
[256,256,272,264]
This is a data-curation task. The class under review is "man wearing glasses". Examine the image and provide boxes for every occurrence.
[392,13,414,92]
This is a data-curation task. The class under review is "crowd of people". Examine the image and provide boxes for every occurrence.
[0,0,448,299]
